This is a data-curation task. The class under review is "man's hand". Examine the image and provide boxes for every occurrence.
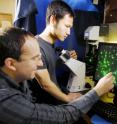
[69,50,77,60]
[93,72,115,96]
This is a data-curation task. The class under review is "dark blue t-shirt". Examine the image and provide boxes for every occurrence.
[28,36,61,105]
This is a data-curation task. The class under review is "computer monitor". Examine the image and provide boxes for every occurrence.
[94,42,117,84]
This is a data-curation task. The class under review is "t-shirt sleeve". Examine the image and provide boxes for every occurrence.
[40,47,48,69]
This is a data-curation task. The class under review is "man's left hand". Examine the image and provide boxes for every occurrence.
[69,50,77,60]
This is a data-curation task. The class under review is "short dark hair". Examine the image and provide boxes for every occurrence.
[46,0,74,24]
[0,27,34,67]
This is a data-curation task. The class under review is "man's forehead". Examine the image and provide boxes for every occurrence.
[25,37,39,48]
[60,14,73,26]
[20,37,40,60]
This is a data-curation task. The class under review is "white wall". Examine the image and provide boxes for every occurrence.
[108,23,117,42]
[0,0,15,21]
[98,23,117,43]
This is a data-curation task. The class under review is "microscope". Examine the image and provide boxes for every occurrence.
[59,49,86,92]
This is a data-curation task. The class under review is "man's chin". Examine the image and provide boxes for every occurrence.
[60,38,65,41]
[30,73,35,79]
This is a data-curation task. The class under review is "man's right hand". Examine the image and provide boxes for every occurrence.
[93,72,115,96]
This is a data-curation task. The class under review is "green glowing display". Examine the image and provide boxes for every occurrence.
[95,43,117,84]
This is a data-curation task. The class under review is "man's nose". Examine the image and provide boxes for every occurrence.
[37,60,43,67]
[66,28,70,35]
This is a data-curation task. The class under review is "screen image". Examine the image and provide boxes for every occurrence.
[94,42,117,83]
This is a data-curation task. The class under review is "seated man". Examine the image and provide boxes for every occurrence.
[0,27,114,124]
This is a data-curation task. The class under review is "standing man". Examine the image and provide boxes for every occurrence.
[0,27,114,124]
[29,0,81,105]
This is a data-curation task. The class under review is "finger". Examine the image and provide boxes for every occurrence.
[69,50,75,54]
[105,72,113,78]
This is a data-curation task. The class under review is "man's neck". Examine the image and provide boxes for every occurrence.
[39,26,56,44]
[1,67,20,83]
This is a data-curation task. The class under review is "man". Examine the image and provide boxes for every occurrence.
[0,27,114,124]
[29,0,82,105]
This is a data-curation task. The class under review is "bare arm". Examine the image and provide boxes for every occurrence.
[35,69,82,103]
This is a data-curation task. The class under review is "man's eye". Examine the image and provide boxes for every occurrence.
[33,57,39,60]
[66,25,69,28]
[34,57,41,61]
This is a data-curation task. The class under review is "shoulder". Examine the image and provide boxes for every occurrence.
[0,88,21,102]
[35,35,47,48]
[35,35,43,43]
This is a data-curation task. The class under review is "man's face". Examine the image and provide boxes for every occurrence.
[14,37,43,82]
[53,14,73,41]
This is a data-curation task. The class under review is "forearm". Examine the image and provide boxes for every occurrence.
[69,89,99,113]
[1,93,81,124]
[34,103,81,124]
[35,69,70,103]
[40,80,69,102]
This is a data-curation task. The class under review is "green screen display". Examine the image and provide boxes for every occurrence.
[94,42,117,84]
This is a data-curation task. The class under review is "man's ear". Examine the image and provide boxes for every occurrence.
[4,58,16,71]
[50,15,56,25]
